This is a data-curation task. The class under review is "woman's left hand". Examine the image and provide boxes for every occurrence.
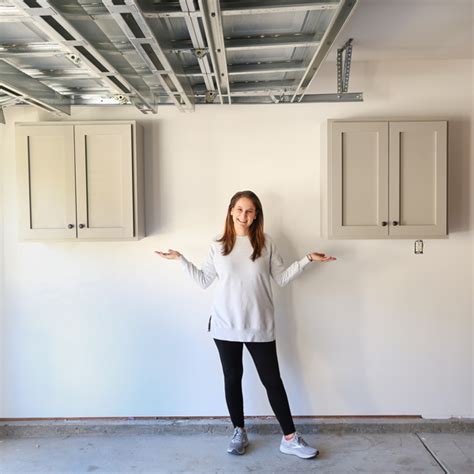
[308,252,337,262]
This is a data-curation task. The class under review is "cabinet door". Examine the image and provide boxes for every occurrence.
[16,125,76,240]
[389,122,447,237]
[329,122,389,238]
[74,124,134,239]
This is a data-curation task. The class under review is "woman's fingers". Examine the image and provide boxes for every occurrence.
[155,250,171,258]
[154,249,180,260]
[310,252,337,262]
[312,252,337,259]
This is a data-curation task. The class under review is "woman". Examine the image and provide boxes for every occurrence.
[155,190,336,459]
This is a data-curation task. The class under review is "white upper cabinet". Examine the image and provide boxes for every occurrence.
[16,121,145,241]
[324,120,447,239]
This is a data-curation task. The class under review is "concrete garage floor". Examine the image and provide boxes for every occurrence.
[0,418,473,473]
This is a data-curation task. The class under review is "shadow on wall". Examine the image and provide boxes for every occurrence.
[143,120,163,236]
[446,118,471,234]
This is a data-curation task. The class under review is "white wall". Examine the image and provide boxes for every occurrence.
[1,58,472,419]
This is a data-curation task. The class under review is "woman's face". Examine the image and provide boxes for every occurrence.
[230,197,257,233]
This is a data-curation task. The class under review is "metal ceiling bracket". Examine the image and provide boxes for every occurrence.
[269,94,280,104]
[192,48,209,59]
[198,0,231,104]
[11,0,157,114]
[65,53,81,66]
[103,0,194,112]
[114,94,129,105]
[337,38,353,95]
[205,90,217,103]
[0,59,71,115]
[299,92,362,102]
[291,0,359,102]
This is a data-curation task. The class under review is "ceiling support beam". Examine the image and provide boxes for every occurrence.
[230,92,362,104]
[143,10,200,19]
[291,0,358,102]
[298,92,362,102]
[226,34,322,51]
[197,0,231,104]
[179,0,216,96]
[21,69,105,81]
[143,1,340,18]
[0,60,71,115]
[171,34,321,54]
[194,80,296,96]
[220,1,340,16]
[70,91,362,105]
[0,42,63,57]
[183,61,306,77]
[11,0,157,114]
[229,61,306,76]
[102,0,194,111]
[0,4,31,22]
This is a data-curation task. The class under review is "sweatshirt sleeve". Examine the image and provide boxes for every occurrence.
[178,243,217,289]
[269,238,311,287]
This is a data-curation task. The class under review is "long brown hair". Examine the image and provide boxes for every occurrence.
[217,190,265,261]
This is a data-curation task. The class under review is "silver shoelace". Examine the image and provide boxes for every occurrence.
[232,428,245,443]
[294,432,308,446]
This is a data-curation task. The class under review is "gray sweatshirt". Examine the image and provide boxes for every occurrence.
[178,233,311,342]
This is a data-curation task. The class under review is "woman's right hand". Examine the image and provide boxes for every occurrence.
[154,249,182,260]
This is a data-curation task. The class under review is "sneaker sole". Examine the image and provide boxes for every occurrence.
[279,446,319,459]
[227,441,249,455]
[227,447,245,455]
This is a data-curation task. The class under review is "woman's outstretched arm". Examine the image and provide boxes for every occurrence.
[155,245,217,289]
[269,239,336,287]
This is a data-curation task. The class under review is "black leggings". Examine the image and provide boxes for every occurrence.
[213,338,296,436]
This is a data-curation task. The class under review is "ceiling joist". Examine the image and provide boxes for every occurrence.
[179,0,216,96]
[198,0,231,104]
[102,0,195,111]
[0,59,71,115]
[142,0,340,18]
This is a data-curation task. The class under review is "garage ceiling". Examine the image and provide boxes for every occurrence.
[0,0,361,116]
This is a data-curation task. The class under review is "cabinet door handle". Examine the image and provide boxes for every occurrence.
[68,224,74,229]
[381,221,388,226]
[392,221,399,226]
[79,224,85,229]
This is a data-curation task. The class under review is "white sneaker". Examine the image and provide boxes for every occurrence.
[227,426,249,455]
[280,431,319,459]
